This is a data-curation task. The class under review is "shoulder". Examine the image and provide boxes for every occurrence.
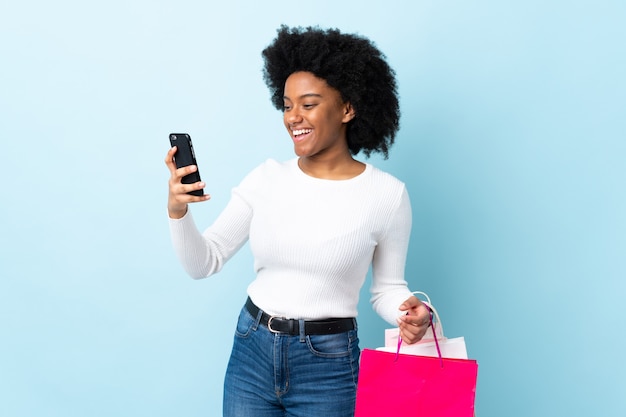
[366,164,407,194]
[235,158,296,193]
[242,158,295,181]
[364,164,411,214]
[365,166,413,231]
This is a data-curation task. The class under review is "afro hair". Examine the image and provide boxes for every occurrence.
[261,25,400,159]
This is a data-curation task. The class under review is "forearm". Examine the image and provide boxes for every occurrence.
[169,194,252,278]
[370,187,414,325]
[169,210,221,278]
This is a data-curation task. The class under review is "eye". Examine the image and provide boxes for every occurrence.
[303,103,317,109]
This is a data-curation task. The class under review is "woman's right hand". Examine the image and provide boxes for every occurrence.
[165,146,210,219]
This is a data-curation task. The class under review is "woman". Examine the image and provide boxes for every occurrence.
[165,25,430,417]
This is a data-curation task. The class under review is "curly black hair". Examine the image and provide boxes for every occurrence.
[261,25,400,159]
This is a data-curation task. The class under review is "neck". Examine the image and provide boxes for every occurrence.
[298,154,365,180]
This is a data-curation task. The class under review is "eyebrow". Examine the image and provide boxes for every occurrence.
[283,93,323,101]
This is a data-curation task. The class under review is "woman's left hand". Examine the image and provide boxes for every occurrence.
[397,296,431,344]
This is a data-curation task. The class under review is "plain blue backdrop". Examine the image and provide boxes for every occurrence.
[1,1,624,416]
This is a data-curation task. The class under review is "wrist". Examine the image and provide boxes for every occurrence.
[168,205,188,219]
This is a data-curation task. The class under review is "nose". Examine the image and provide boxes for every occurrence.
[285,109,303,125]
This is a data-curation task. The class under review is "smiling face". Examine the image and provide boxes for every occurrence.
[283,71,355,160]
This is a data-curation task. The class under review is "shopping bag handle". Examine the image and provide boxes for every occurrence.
[396,303,444,367]
[412,291,444,337]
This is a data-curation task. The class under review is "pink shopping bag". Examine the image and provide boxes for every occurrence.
[354,349,478,416]
[355,301,478,417]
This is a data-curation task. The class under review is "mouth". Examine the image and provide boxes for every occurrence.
[292,128,313,141]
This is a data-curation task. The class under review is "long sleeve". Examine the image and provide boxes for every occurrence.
[168,192,252,279]
[370,186,414,325]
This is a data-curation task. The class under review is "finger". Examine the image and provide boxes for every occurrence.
[170,179,207,199]
[176,192,211,203]
[164,147,199,180]
[399,321,429,344]
[175,164,199,180]
[184,181,208,197]
[399,295,421,311]
[168,164,199,187]
[399,327,425,344]
[398,301,428,319]
[165,146,178,173]
[398,314,430,328]
[409,306,431,323]
[179,181,210,198]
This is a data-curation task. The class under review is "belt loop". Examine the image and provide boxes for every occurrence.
[298,319,306,342]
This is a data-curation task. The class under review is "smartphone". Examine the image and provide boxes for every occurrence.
[169,133,204,196]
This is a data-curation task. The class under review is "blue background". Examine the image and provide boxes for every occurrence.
[1,1,624,416]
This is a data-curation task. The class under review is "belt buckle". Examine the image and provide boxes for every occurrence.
[267,316,285,334]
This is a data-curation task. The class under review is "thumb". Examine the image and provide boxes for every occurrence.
[398,295,420,312]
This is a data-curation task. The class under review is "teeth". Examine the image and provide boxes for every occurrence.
[292,129,312,136]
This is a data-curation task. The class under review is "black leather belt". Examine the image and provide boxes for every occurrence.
[245,297,355,336]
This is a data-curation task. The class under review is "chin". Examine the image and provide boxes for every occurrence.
[293,146,311,157]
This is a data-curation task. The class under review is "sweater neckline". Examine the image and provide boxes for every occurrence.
[291,158,371,183]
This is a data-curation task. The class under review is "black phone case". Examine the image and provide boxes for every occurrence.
[169,133,204,196]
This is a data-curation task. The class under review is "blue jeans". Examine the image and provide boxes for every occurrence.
[223,305,361,417]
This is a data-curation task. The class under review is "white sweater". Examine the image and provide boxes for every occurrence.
[169,158,414,326]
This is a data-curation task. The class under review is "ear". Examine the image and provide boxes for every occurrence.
[342,102,356,123]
